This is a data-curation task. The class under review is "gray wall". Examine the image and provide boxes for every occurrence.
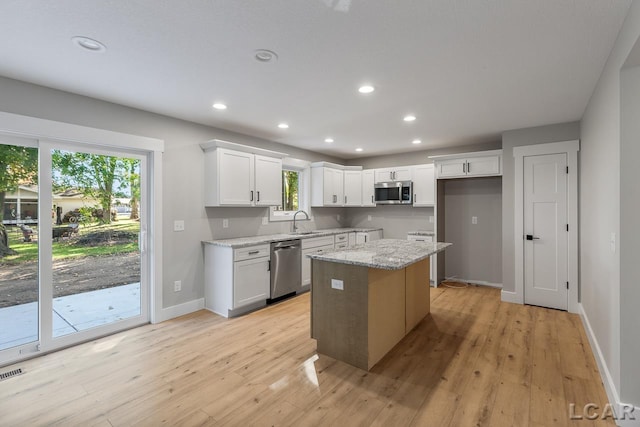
[621,63,640,410]
[580,0,640,407]
[443,177,502,284]
[347,206,434,239]
[0,76,344,309]
[500,122,580,293]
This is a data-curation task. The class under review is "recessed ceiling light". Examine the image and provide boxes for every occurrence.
[278,123,289,129]
[355,148,363,152]
[255,49,278,62]
[212,103,227,110]
[325,138,334,143]
[404,115,417,122]
[358,85,375,94]
[71,36,107,53]
[412,139,422,144]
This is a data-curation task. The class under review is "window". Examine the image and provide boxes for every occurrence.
[269,159,310,222]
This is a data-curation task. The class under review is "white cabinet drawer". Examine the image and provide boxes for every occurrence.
[234,244,270,261]
[407,235,434,243]
[301,235,335,249]
[334,233,349,244]
[335,242,348,249]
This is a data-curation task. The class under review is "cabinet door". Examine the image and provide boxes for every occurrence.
[361,170,375,206]
[343,170,362,206]
[322,168,336,205]
[301,245,333,287]
[218,149,255,205]
[393,167,413,181]
[466,155,501,176]
[331,168,344,205]
[374,168,394,183]
[233,257,270,308]
[436,159,467,178]
[348,232,356,247]
[412,164,435,206]
[254,155,282,206]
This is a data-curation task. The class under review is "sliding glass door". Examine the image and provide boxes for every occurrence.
[0,138,150,364]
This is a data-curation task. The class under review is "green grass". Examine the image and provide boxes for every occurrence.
[1,219,140,265]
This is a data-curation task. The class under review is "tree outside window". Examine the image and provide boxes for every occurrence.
[278,169,299,212]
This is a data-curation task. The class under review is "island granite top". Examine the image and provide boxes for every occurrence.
[306,238,451,270]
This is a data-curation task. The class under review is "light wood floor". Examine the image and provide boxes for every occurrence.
[0,285,613,426]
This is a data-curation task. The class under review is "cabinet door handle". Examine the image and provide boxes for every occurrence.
[257,191,260,202]
[413,194,416,203]
[248,250,260,255]
[467,162,470,173]
[463,163,466,174]
[371,195,374,203]
[267,260,271,271]
[250,190,254,201]
[344,196,347,204]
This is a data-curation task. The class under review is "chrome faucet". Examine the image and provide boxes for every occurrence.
[292,210,309,232]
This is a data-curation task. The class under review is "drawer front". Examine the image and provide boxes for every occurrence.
[301,235,335,249]
[335,242,348,249]
[334,233,349,244]
[407,235,434,243]
[234,244,270,261]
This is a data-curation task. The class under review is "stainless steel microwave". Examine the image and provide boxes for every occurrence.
[374,181,413,205]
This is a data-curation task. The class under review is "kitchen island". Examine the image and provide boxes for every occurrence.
[307,238,451,370]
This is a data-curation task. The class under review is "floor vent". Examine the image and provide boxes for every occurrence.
[0,368,23,381]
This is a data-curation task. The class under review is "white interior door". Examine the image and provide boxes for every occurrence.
[523,153,568,310]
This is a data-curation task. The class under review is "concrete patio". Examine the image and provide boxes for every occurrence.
[0,283,141,350]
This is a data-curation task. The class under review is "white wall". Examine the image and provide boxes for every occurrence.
[581,0,640,410]
[0,76,344,309]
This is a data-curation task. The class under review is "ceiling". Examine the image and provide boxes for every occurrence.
[0,1,631,159]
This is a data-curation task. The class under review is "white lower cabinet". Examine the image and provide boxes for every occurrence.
[301,236,335,289]
[355,229,383,244]
[204,244,270,317]
[407,234,435,283]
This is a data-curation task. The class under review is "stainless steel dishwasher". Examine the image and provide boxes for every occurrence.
[270,239,301,299]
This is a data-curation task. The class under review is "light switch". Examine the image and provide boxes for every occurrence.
[173,220,185,232]
[472,216,478,225]
[367,215,372,221]
[222,219,229,228]
[262,217,269,225]
[331,279,344,290]
[429,216,434,223]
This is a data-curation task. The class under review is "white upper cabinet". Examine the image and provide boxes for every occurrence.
[201,140,286,207]
[431,150,502,179]
[374,166,413,183]
[361,170,375,207]
[311,164,344,206]
[412,164,435,206]
[254,155,282,206]
[343,170,362,206]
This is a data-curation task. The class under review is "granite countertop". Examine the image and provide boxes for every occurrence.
[203,227,383,248]
[407,230,436,236]
[307,238,451,270]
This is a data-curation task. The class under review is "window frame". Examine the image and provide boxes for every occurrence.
[269,158,311,222]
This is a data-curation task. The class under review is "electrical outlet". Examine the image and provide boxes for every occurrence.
[173,220,185,232]
[222,219,229,228]
[331,279,344,290]
[367,215,372,221]
[429,216,434,223]
[472,216,478,225]
[262,217,268,225]
[174,280,182,292]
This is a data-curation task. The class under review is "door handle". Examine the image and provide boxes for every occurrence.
[525,235,540,240]
[250,190,254,201]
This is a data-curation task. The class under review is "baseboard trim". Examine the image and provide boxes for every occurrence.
[155,298,205,323]
[500,289,520,304]
[579,303,640,426]
[443,277,502,288]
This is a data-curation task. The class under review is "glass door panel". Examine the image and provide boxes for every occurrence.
[50,149,142,338]
[0,141,39,352]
